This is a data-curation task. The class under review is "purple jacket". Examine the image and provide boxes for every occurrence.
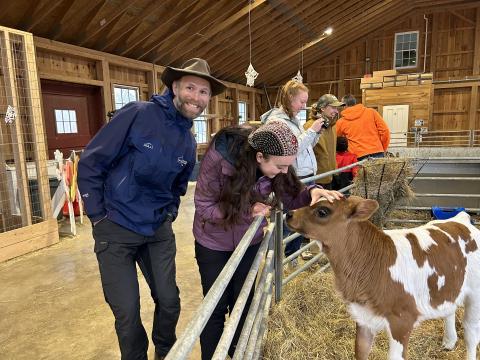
[193,133,316,251]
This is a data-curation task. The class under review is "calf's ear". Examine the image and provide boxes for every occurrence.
[349,199,379,221]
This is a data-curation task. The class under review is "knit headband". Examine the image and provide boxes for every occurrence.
[248,121,298,156]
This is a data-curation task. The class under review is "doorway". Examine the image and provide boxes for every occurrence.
[382,105,409,147]
[41,80,104,159]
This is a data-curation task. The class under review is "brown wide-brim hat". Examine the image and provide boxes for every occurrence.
[161,58,226,97]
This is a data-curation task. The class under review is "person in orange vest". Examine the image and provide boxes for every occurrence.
[336,94,390,160]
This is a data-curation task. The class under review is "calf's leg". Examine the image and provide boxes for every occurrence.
[387,319,413,360]
[355,323,375,360]
[441,312,457,350]
[463,297,480,360]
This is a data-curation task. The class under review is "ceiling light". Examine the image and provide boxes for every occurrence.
[324,27,333,36]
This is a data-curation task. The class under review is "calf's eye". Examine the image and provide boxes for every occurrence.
[316,206,331,218]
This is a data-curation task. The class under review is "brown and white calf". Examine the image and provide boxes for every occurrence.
[286,196,480,360]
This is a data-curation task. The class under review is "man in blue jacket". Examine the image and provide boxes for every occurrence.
[78,58,225,360]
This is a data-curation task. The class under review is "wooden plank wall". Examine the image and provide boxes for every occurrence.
[364,84,432,129]
[33,36,264,158]
[299,5,480,132]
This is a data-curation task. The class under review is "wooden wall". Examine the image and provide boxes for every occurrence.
[33,36,264,158]
[293,5,480,133]
[363,84,433,129]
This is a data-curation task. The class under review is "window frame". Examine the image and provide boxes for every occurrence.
[393,31,419,70]
[54,109,78,135]
[113,84,140,110]
[238,101,248,124]
[193,109,209,144]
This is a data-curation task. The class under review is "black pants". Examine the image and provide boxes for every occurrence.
[93,219,180,360]
[195,241,261,360]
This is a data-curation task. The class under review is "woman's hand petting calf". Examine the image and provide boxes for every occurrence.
[310,188,344,205]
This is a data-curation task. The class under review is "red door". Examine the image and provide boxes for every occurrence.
[41,80,104,159]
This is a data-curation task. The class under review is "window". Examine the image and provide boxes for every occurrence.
[238,101,248,124]
[194,110,208,144]
[54,109,78,134]
[113,85,139,110]
[298,109,307,127]
[394,31,419,69]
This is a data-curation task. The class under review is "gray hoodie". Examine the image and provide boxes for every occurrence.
[260,107,319,177]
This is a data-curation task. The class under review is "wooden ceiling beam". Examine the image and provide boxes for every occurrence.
[20,0,69,32]
[213,0,372,80]
[136,0,228,60]
[260,1,411,85]
[98,0,160,52]
[203,0,328,77]
[448,10,476,26]
[50,0,107,41]
[153,0,267,64]
[117,0,197,57]
[244,1,400,84]
[79,0,144,46]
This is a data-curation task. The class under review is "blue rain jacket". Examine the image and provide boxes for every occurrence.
[78,90,196,236]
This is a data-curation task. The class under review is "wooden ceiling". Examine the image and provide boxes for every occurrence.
[0,0,477,86]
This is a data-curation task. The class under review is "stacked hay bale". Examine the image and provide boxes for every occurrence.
[351,157,414,227]
[263,269,467,359]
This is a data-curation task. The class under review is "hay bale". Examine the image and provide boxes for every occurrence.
[263,269,467,359]
[352,158,414,227]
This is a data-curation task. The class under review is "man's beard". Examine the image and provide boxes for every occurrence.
[174,97,206,119]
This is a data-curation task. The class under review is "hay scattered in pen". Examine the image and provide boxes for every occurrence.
[352,158,415,227]
[263,268,467,360]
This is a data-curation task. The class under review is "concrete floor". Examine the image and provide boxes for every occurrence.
[0,183,203,360]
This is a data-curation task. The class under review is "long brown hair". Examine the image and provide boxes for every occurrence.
[209,125,304,226]
[279,80,309,119]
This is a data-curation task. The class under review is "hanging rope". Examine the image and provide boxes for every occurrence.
[245,0,258,87]
[292,31,303,83]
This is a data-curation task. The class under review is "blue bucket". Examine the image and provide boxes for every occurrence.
[431,206,465,220]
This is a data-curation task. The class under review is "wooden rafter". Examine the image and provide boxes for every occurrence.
[98,0,159,52]
[211,0,372,79]
[136,0,227,60]
[50,0,107,41]
[117,0,198,57]
[151,0,267,64]
[79,0,144,46]
[252,0,408,85]
[448,10,476,26]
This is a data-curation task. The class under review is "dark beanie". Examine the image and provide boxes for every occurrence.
[248,121,298,156]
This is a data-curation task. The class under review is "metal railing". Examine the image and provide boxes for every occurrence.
[388,129,480,148]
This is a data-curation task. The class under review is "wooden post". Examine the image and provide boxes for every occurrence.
[250,90,256,121]
[0,31,32,226]
[97,59,112,120]
[469,84,478,131]
[23,32,52,219]
[233,88,239,124]
[212,95,220,134]
[473,7,480,76]
[430,13,439,76]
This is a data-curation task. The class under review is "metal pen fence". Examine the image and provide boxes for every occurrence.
[389,129,480,148]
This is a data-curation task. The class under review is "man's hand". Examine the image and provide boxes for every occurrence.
[310,188,343,205]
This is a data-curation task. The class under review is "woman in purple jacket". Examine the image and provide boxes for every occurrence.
[193,121,342,359]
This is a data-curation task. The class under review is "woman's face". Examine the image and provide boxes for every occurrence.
[256,153,296,178]
[289,90,308,116]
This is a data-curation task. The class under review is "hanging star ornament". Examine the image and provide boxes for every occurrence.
[245,62,259,87]
[292,70,303,83]
[4,105,16,124]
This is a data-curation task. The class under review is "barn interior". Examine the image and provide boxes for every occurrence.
[0,1,479,359]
